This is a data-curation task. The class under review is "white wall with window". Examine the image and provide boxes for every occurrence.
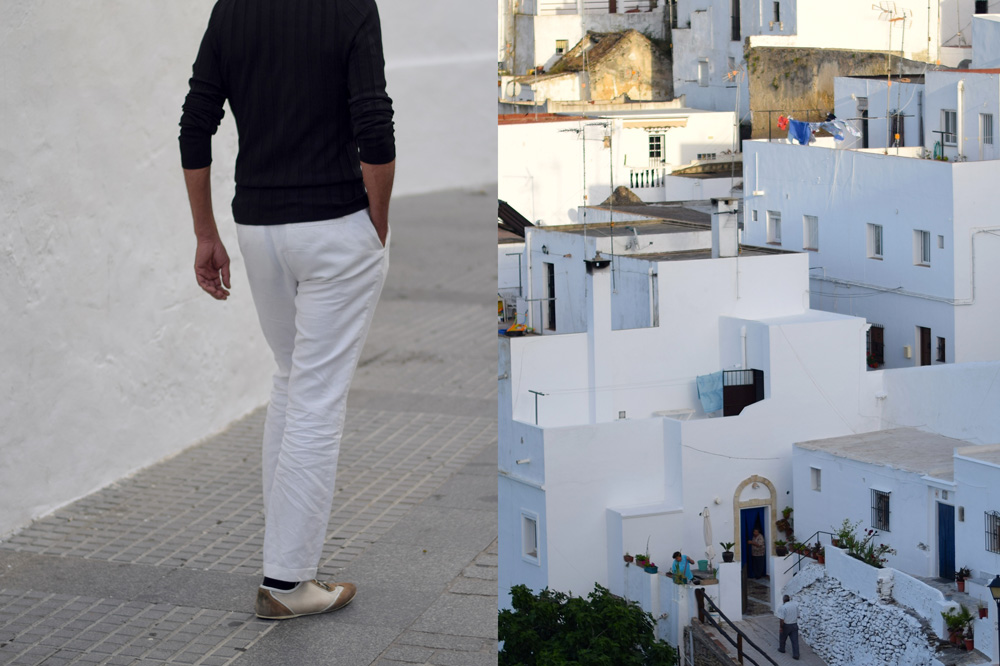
[924,70,1000,162]
[833,77,925,153]
[913,229,932,266]
[803,215,819,251]
[792,431,962,579]
[766,210,782,244]
[743,137,1000,368]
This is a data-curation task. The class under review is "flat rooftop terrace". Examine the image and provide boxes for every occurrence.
[796,427,972,481]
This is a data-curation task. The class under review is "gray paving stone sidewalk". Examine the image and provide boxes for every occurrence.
[0,188,498,666]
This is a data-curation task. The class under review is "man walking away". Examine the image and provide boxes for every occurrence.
[777,594,800,659]
[179,0,395,619]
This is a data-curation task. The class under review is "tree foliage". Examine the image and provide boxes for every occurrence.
[499,583,678,666]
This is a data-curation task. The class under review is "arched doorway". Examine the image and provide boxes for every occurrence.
[733,476,777,615]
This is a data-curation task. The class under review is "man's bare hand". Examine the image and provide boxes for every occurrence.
[195,237,231,300]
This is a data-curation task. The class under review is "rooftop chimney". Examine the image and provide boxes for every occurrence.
[711,197,740,258]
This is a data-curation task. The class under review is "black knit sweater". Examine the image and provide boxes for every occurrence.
[179,0,395,226]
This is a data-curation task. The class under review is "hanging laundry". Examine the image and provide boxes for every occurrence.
[819,117,861,141]
[788,119,813,145]
[696,371,724,413]
[777,115,789,131]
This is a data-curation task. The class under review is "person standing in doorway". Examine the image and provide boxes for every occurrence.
[777,594,800,659]
[179,0,395,619]
[747,527,765,579]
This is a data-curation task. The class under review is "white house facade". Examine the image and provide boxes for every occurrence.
[499,209,885,618]
[499,110,740,227]
[742,134,1000,369]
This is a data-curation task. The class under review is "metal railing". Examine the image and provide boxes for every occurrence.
[695,588,778,666]
[783,529,834,575]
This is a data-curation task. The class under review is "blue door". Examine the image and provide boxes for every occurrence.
[938,503,955,580]
[740,507,766,578]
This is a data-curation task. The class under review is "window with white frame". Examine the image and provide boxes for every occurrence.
[698,59,709,87]
[914,229,931,266]
[766,210,781,244]
[942,110,957,145]
[751,209,758,223]
[555,39,568,55]
[803,215,819,251]
[982,113,994,145]
[867,223,883,259]
[648,135,663,160]
[937,336,946,363]
[810,467,822,491]
[521,512,539,562]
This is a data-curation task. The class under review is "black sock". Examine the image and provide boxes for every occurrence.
[262,577,297,591]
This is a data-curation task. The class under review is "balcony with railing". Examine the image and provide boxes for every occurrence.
[538,0,660,15]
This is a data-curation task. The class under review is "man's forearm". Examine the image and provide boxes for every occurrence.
[361,159,394,244]
[183,166,220,240]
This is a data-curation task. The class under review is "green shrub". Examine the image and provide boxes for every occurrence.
[499,584,678,665]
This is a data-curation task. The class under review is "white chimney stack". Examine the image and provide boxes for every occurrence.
[711,197,740,258]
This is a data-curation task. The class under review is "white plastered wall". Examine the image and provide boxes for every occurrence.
[0,0,495,538]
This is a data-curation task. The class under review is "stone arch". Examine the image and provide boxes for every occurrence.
[732,475,778,562]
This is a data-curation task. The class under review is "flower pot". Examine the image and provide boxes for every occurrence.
[776,546,788,557]
[957,579,965,593]
[644,565,658,574]
[949,630,962,645]
[817,554,825,565]
[831,538,840,547]
[979,607,988,619]
[722,552,734,563]
[964,637,974,651]
[624,555,634,563]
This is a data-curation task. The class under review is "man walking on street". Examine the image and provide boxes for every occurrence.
[777,594,800,659]
[179,0,394,619]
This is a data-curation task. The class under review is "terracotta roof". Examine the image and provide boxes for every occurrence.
[498,113,590,125]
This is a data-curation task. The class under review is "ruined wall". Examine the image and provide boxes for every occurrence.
[589,33,673,101]
[746,47,930,139]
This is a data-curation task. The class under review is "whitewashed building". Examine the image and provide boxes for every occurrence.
[833,68,1000,160]
[499,203,885,620]
[742,69,1000,369]
[671,0,984,121]
[791,375,1000,662]
[499,0,669,76]
[499,109,741,227]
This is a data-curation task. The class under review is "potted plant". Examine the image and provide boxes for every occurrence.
[635,553,649,568]
[720,542,735,563]
[624,552,634,564]
[833,519,860,552]
[964,624,974,652]
[956,567,972,593]
[775,540,788,556]
[815,544,825,565]
[644,561,658,574]
[942,605,974,645]
[978,601,988,619]
[776,507,794,541]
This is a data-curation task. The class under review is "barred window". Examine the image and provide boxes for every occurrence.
[872,489,890,531]
[987,511,1000,554]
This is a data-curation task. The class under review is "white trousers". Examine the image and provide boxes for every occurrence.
[237,209,388,581]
